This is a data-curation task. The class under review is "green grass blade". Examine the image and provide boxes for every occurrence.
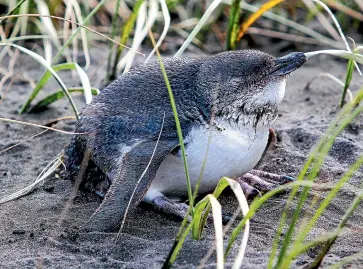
[223,178,250,269]
[305,50,363,65]
[226,0,241,50]
[19,62,92,114]
[109,0,144,81]
[311,0,362,75]
[2,34,51,42]
[0,43,79,118]
[269,52,363,268]
[196,195,224,269]
[20,63,69,113]
[74,63,93,104]
[275,190,310,267]
[164,196,211,268]
[340,59,354,107]
[29,87,99,112]
[274,90,363,268]
[192,129,213,238]
[275,118,360,267]
[194,178,229,239]
[145,0,170,63]
[224,181,316,258]
[0,0,27,26]
[149,27,193,268]
[150,34,193,210]
[197,176,251,266]
[308,190,363,268]
[52,0,108,64]
[106,0,122,79]
[35,0,62,51]
[70,0,90,70]
[326,252,363,269]
[267,201,286,268]
[174,0,223,57]
[17,0,107,115]
[207,195,224,269]
[166,194,224,269]
[19,0,29,36]
[281,231,346,267]
[282,155,363,267]
[162,222,193,269]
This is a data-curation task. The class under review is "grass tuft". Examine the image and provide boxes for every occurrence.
[1,0,363,268]
[236,0,284,42]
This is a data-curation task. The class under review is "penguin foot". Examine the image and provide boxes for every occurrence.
[236,169,295,200]
[150,195,230,224]
[152,195,192,222]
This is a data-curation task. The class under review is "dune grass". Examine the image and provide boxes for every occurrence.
[1,0,363,268]
[226,0,241,50]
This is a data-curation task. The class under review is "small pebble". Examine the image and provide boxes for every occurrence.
[12,229,26,235]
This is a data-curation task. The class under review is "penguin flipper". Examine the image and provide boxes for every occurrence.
[83,139,178,232]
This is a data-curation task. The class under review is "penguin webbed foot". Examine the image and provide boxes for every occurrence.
[150,195,230,225]
[236,169,295,200]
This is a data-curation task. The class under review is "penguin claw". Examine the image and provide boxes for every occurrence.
[236,169,295,198]
[249,169,295,185]
[281,175,295,182]
[94,190,105,198]
[148,195,233,226]
[221,213,233,225]
[151,195,191,221]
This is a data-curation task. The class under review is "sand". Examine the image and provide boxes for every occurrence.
[1,44,363,268]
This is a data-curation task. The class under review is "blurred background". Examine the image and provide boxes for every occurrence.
[1,0,362,84]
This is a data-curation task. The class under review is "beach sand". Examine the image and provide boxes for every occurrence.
[1,45,363,268]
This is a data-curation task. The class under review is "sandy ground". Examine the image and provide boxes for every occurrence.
[1,44,363,268]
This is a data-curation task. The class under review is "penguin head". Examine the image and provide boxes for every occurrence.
[197,50,306,117]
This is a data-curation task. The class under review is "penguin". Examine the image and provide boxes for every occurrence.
[63,50,307,231]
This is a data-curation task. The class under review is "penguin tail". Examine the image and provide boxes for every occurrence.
[62,135,88,181]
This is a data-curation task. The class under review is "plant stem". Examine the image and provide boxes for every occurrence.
[226,0,241,50]
[0,0,28,26]
[106,0,122,80]
[340,59,354,107]
[308,190,363,269]
[109,0,144,81]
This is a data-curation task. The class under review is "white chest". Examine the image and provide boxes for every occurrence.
[145,120,270,201]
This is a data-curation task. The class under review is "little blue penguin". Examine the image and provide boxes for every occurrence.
[63,49,307,231]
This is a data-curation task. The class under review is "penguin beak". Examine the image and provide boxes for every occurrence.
[269,52,307,76]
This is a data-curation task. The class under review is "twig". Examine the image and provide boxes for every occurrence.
[0,117,84,135]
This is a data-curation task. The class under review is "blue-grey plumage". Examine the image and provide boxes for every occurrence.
[63,50,306,231]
